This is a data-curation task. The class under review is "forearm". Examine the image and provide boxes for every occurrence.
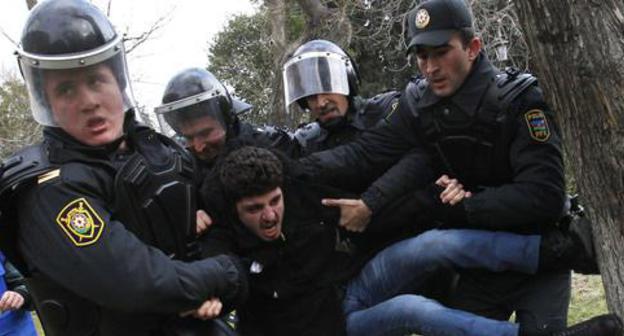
[4,260,33,310]
[362,147,434,214]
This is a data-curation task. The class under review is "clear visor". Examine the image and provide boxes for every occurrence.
[16,35,135,126]
[154,90,229,138]
[282,51,351,108]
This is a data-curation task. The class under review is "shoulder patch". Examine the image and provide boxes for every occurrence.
[38,169,60,184]
[524,109,551,142]
[56,198,105,247]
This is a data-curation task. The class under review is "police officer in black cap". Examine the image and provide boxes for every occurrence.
[0,0,247,335]
[155,68,295,174]
[300,0,622,335]
[284,39,400,161]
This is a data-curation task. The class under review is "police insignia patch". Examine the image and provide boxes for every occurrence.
[415,9,430,29]
[56,198,105,247]
[524,109,551,142]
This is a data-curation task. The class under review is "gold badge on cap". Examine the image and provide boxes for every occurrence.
[56,198,105,247]
[415,8,430,29]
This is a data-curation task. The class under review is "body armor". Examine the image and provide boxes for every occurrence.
[112,131,199,261]
[407,69,536,189]
[294,92,399,156]
[0,125,200,335]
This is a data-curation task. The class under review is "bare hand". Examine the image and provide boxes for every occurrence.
[179,297,223,320]
[436,175,472,205]
[196,210,213,235]
[322,198,372,232]
[0,290,25,312]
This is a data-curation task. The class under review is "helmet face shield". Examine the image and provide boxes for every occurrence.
[282,51,351,110]
[154,89,230,138]
[17,35,135,126]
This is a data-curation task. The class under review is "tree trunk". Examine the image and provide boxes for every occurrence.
[26,0,37,10]
[264,0,351,128]
[265,0,291,127]
[514,1,624,319]
[297,0,333,28]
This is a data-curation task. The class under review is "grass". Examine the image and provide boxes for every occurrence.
[31,274,608,335]
[568,273,608,324]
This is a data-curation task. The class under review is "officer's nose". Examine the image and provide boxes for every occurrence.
[78,85,100,113]
[190,137,206,153]
[308,94,327,109]
[421,57,439,77]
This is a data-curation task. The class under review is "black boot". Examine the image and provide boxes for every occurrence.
[550,314,623,336]
[538,216,599,274]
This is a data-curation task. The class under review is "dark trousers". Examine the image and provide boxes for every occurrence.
[448,269,571,336]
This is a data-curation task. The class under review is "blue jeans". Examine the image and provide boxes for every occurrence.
[0,310,37,336]
[343,229,541,336]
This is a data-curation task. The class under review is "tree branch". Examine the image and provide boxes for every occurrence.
[296,0,333,27]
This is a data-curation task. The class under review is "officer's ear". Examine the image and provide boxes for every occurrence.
[467,37,481,62]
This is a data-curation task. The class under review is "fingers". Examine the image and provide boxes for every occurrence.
[436,174,452,187]
[194,298,223,320]
[0,291,24,310]
[196,210,213,235]
[321,198,359,207]
[440,179,471,205]
[0,293,8,311]
[179,298,223,320]
[179,309,195,318]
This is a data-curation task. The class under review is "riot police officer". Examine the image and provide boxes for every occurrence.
[0,0,246,335]
[284,39,400,159]
[299,0,620,335]
[155,68,295,173]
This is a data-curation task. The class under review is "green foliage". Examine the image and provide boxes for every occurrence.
[207,2,416,126]
[348,2,416,96]
[0,72,41,159]
[207,12,277,125]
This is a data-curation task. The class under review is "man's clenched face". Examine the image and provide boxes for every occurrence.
[235,187,285,241]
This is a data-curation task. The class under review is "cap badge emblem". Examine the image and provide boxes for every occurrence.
[415,9,430,29]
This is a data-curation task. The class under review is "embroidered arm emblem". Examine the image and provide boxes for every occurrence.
[56,198,105,247]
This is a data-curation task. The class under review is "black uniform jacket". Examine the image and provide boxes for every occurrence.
[200,177,366,336]
[294,92,399,155]
[12,120,245,335]
[194,118,297,184]
[293,91,408,196]
[301,54,565,233]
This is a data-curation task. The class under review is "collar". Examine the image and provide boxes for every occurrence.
[417,53,498,115]
[44,111,138,164]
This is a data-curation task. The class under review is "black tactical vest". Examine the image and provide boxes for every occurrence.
[407,69,536,189]
[0,124,200,335]
[294,92,400,156]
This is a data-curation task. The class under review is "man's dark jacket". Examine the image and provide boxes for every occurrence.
[201,173,366,336]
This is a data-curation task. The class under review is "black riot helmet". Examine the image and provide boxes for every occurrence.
[16,0,134,126]
[282,39,359,112]
[154,68,252,137]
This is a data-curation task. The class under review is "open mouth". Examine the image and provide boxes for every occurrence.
[260,221,280,239]
[87,117,107,133]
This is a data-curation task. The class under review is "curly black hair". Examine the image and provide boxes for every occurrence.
[219,146,284,202]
